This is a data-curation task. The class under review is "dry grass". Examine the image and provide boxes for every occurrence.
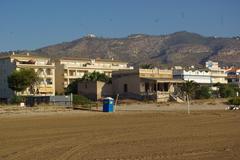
[0,104,72,115]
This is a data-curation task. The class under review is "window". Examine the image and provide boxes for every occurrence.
[124,84,128,92]
[46,68,52,75]
[46,78,53,85]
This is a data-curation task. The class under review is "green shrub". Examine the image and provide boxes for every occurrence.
[219,84,236,98]
[10,96,25,104]
[228,97,240,105]
[195,86,211,99]
[73,95,92,105]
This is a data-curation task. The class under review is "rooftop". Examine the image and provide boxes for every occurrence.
[57,57,128,64]
[0,53,50,60]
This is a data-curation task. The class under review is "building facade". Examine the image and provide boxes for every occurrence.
[78,81,113,100]
[225,67,240,87]
[206,61,228,84]
[173,69,211,84]
[0,53,55,101]
[55,58,133,94]
[112,69,184,102]
[173,61,227,84]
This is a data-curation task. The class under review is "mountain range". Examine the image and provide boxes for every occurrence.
[2,31,240,67]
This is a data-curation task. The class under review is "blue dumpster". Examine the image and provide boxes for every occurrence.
[103,97,114,112]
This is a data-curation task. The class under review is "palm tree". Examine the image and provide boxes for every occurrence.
[181,80,198,114]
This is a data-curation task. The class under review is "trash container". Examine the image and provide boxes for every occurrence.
[103,97,114,112]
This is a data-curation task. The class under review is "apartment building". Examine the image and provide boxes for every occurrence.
[173,68,211,84]
[173,61,227,84]
[0,53,55,101]
[225,67,240,87]
[205,61,228,84]
[55,57,133,94]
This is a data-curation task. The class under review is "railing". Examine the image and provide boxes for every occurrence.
[156,91,169,99]
[64,64,132,70]
[16,62,54,67]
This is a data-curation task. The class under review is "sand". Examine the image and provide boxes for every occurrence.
[0,108,240,160]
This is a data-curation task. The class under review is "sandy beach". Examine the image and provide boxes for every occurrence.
[0,100,240,160]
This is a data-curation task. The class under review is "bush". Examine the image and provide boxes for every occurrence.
[10,96,25,104]
[195,86,211,99]
[219,84,236,98]
[65,79,81,94]
[72,95,93,106]
[228,97,240,106]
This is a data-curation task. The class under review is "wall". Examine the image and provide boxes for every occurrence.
[96,81,112,99]
[78,81,97,100]
[78,81,113,100]
[55,61,65,94]
[139,69,172,79]
[0,58,16,100]
[112,71,141,99]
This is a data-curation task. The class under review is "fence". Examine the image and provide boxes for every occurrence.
[25,94,73,107]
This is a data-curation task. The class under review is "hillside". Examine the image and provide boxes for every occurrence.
[3,31,240,67]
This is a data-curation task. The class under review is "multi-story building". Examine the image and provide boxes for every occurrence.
[225,67,240,87]
[173,68,211,84]
[0,53,55,101]
[55,57,133,94]
[173,61,227,84]
[206,61,228,84]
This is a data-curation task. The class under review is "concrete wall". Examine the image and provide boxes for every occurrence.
[139,69,173,79]
[96,81,112,99]
[55,61,65,94]
[112,72,141,99]
[78,81,113,100]
[78,81,97,100]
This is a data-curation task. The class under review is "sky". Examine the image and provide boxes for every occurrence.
[0,0,240,51]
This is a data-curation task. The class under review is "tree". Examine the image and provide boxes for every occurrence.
[195,86,211,99]
[8,69,40,94]
[181,80,198,114]
[65,78,81,94]
[140,64,154,69]
[82,71,111,83]
[219,84,239,98]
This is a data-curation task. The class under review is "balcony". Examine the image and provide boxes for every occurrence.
[64,64,133,70]
[38,87,54,93]
[16,60,55,68]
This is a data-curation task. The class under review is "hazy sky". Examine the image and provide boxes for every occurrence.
[0,0,239,51]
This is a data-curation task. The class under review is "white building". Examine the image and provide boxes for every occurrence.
[173,69,211,84]
[173,61,227,84]
[206,61,227,84]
